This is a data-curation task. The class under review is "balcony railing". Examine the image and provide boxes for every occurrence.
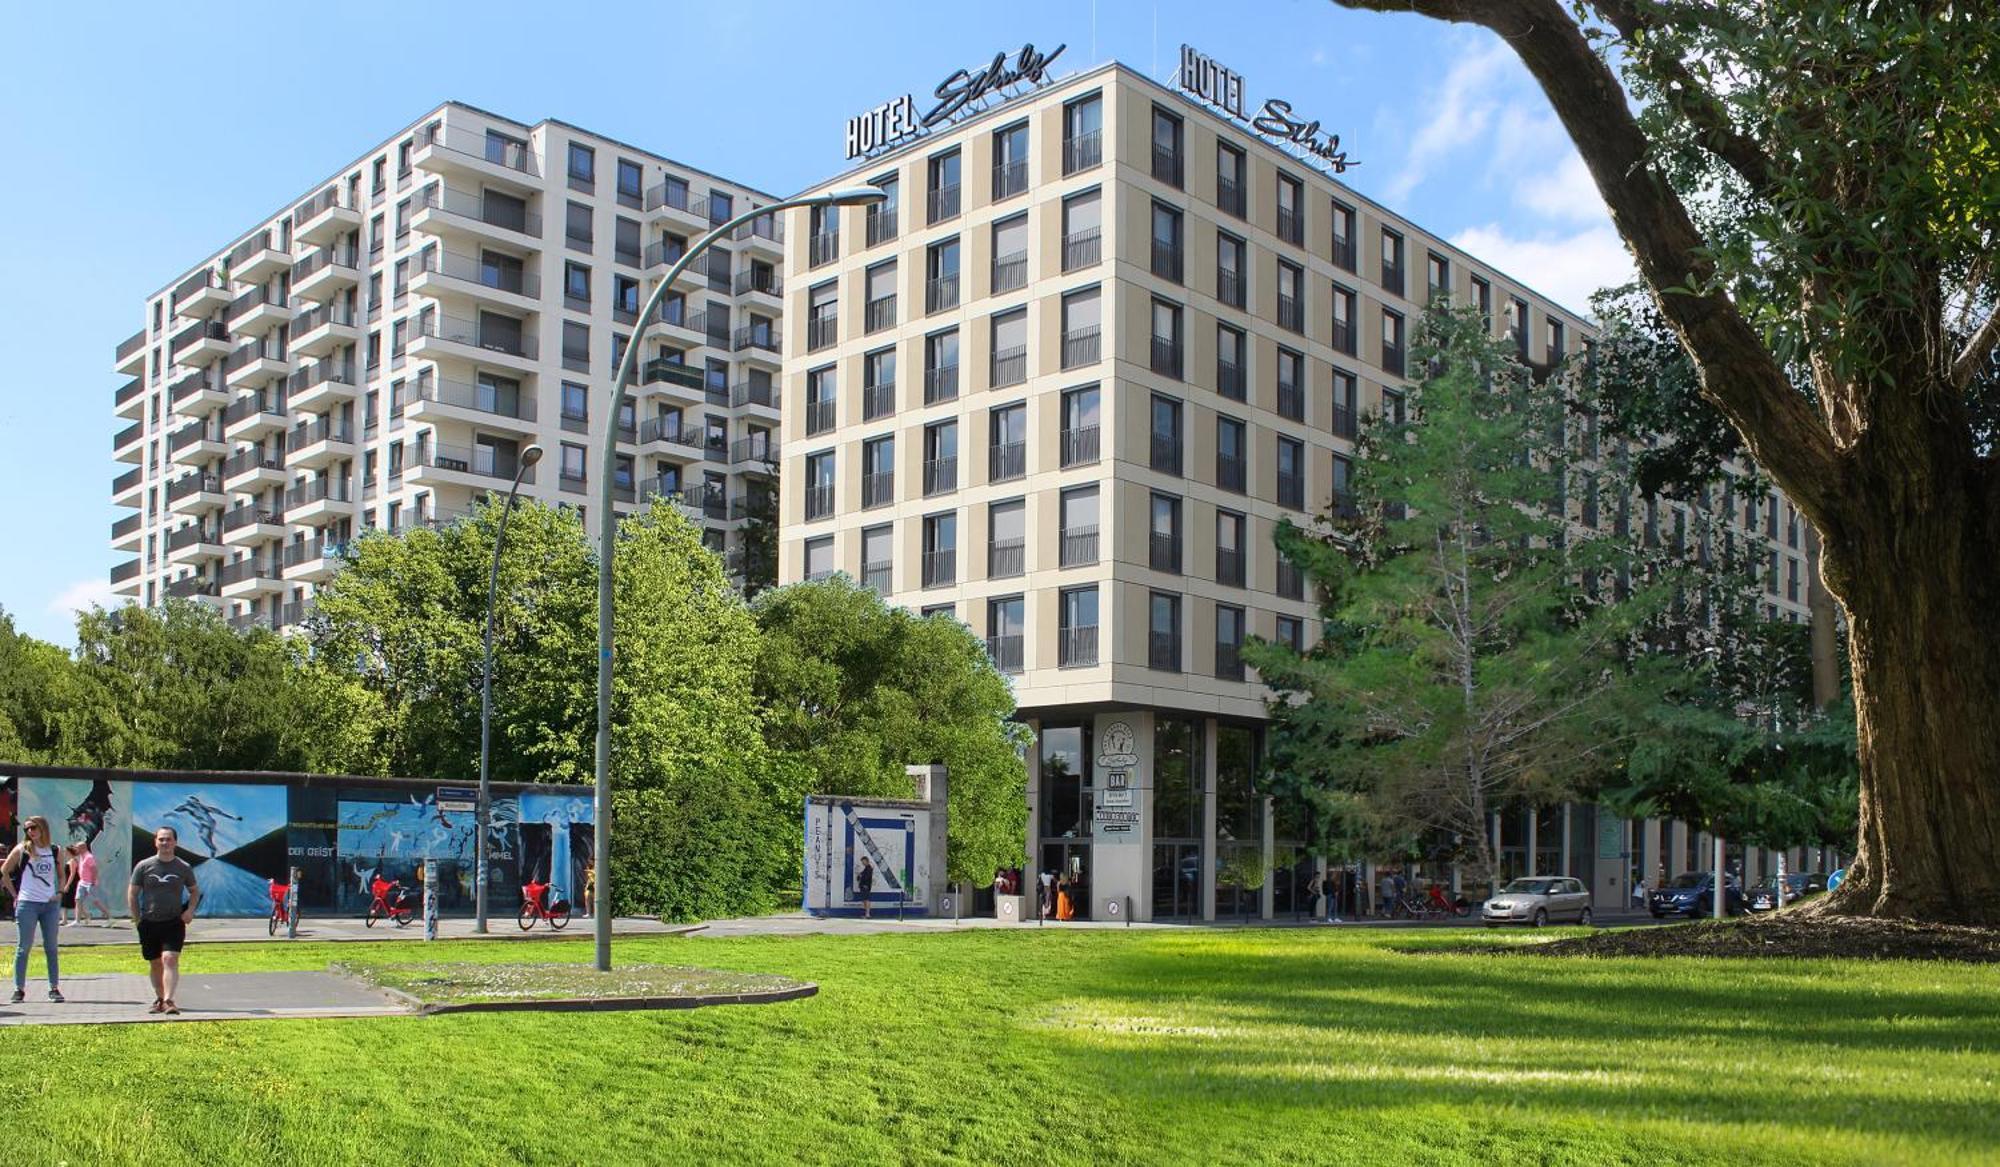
[1060,425,1100,467]
[1277,206,1303,246]
[865,296,897,333]
[1060,526,1098,567]
[863,381,895,420]
[283,536,348,568]
[926,274,960,314]
[733,325,780,354]
[1151,144,1183,187]
[1151,434,1182,475]
[1333,318,1356,356]
[112,513,142,541]
[988,538,1025,579]
[1062,228,1101,271]
[808,231,839,268]
[283,477,353,509]
[166,524,216,552]
[420,375,538,421]
[805,398,837,436]
[1333,236,1357,272]
[1059,625,1099,668]
[1277,559,1305,600]
[1216,175,1246,218]
[1063,131,1102,174]
[1151,240,1183,283]
[1151,337,1183,379]
[731,435,778,464]
[861,562,893,593]
[1217,547,1245,588]
[731,378,778,408]
[1217,269,1245,309]
[418,248,542,298]
[993,159,1028,201]
[1332,488,1360,520]
[1216,641,1245,681]
[986,634,1023,674]
[414,183,541,236]
[227,230,275,269]
[290,246,359,286]
[222,393,286,428]
[165,575,219,599]
[222,447,284,481]
[922,457,957,496]
[113,467,143,495]
[1333,405,1358,439]
[1148,631,1180,671]
[226,286,285,325]
[924,364,958,405]
[1218,359,1246,400]
[221,505,284,533]
[287,360,359,399]
[416,442,538,484]
[1277,381,1305,421]
[1278,473,1305,510]
[922,549,956,588]
[1217,456,1247,494]
[1150,532,1182,573]
[166,473,222,503]
[862,471,895,509]
[415,314,538,360]
[285,418,355,453]
[417,123,540,176]
[865,210,898,247]
[806,316,838,352]
[1061,326,1100,369]
[117,329,148,363]
[113,420,143,452]
[989,441,1025,482]
[1382,345,1407,378]
[990,346,1027,388]
[1382,262,1406,298]
[927,183,960,224]
[733,268,783,297]
[116,378,143,410]
[804,484,834,520]
[1278,295,1303,333]
[991,252,1028,294]
[171,320,227,357]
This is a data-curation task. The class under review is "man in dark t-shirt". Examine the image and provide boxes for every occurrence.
[129,826,201,1016]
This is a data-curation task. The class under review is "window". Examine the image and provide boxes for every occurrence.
[655,174,689,213]
[1380,228,1405,297]
[1276,436,1305,509]
[1276,348,1306,421]
[1149,592,1182,671]
[1208,323,1240,401]
[1061,287,1101,369]
[926,237,961,313]
[990,402,1027,482]
[1216,510,1246,587]
[1059,586,1099,667]
[1151,299,1183,379]
[706,190,733,225]
[1277,549,1305,600]
[1331,200,1357,270]
[805,365,837,435]
[1151,394,1183,475]
[808,204,839,268]
[922,512,957,587]
[1149,493,1182,572]
[1063,94,1103,174]
[1471,275,1493,326]
[863,347,897,421]
[986,595,1025,673]
[804,535,834,581]
[1151,201,1184,282]
[1381,387,1408,425]
[1151,106,1184,187]
[804,451,836,520]
[614,217,641,267]
[861,436,894,507]
[1217,415,1247,493]
[1275,615,1304,652]
[924,329,960,404]
[1217,143,1247,217]
[866,174,899,246]
[1277,260,1304,332]
[1217,231,1247,308]
[927,148,962,224]
[1215,605,1246,680]
[1063,188,1102,271]
[1060,485,1099,566]
[989,499,1026,578]
[616,158,643,206]
[1332,283,1358,355]
[1276,172,1304,245]
[562,321,590,373]
[1509,297,1532,357]
[1546,318,1567,362]
[991,214,1029,293]
[865,261,897,332]
[861,524,894,593]
[807,281,838,352]
[992,121,1030,200]
[565,201,592,250]
[1427,251,1451,302]
[613,275,639,320]
[1061,385,1101,467]
[559,442,587,487]
[923,419,958,495]
[1332,455,1358,517]
[1332,368,1359,438]
[567,142,595,191]
[564,261,591,308]
[1382,309,1406,377]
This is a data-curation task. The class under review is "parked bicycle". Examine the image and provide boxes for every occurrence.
[366,875,415,928]
[267,878,297,936]
[518,879,572,931]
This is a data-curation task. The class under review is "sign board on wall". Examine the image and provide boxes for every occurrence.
[803,795,934,915]
[845,43,1069,160]
[1176,44,1358,175]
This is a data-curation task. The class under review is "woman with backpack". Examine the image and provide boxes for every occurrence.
[2,815,71,1003]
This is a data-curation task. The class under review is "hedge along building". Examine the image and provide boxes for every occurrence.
[1,766,592,919]
[781,45,1820,921]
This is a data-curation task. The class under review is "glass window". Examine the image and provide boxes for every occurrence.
[568,142,595,185]
[1148,592,1181,671]
[1062,188,1102,271]
[804,535,834,580]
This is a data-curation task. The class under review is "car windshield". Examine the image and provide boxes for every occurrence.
[1667,873,1707,889]
[1502,879,1559,895]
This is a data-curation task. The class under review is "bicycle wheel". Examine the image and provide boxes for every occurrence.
[366,905,379,928]
[517,902,536,931]
[394,907,412,928]
[268,910,278,937]
[550,902,571,931]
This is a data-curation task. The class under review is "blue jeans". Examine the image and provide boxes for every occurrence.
[14,898,61,991]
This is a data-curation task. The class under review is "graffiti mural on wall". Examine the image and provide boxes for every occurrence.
[335,791,522,915]
[20,778,134,910]
[132,783,289,917]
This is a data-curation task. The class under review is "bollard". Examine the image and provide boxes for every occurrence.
[423,860,439,941]
[285,866,301,941]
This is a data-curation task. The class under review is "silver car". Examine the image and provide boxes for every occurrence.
[1482,877,1593,927]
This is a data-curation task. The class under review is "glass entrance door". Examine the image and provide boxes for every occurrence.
[1152,841,1201,920]
[1039,842,1090,920]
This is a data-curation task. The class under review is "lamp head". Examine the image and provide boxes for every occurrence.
[521,444,545,467]
[820,185,889,208]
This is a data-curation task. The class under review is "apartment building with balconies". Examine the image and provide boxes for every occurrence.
[778,58,1813,923]
[110,101,785,629]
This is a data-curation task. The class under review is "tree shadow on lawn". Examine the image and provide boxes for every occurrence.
[1030,934,2000,1153]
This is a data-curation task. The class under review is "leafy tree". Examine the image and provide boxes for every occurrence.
[751,577,1030,886]
[1329,0,2000,922]
[1248,308,1656,889]
[0,607,107,764]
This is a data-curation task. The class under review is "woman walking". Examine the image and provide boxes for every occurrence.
[70,838,112,926]
[2,815,70,1003]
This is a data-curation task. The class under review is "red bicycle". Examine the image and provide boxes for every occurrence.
[268,879,297,936]
[366,877,415,928]
[517,880,571,931]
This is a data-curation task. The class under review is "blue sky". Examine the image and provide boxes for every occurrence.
[0,0,1630,646]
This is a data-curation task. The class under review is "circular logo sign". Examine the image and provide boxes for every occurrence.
[998,899,1017,919]
[1097,721,1138,767]
[1105,898,1121,916]
[1827,868,1846,891]
[939,895,956,915]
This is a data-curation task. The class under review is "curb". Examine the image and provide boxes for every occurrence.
[417,981,817,1016]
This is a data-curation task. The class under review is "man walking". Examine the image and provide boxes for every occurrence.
[129,826,200,1016]
[856,856,875,920]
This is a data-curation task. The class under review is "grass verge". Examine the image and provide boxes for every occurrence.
[336,960,808,1006]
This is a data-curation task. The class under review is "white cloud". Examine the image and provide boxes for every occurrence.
[1517,153,1609,223]
[47,577,117,622]
[1447,223,1635,319]
[1385,40,1515,201]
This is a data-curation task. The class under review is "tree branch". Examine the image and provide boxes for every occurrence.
[1951,301,2000,392]
[1330,0,1844,533]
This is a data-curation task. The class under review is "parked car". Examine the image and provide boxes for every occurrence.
[1482,877,1593,927]
[1747,872,1827,912]
[1650,871,1745,918]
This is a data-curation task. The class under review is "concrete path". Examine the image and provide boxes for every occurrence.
[687,909,1669,938]
[46,915,696,947]
[0,971,408,1027]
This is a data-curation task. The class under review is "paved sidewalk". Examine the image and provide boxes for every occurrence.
[0,971,409,1026]
[688,909,1670,938]
[47,915,695,947]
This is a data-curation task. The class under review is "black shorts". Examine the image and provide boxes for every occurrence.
[136,918,186,960]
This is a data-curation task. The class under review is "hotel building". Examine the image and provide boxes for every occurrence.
[109,101,786,629]
[778,56,1817,920]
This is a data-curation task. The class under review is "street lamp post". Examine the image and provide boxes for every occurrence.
[475,443,544,934]
[592,185,886,970]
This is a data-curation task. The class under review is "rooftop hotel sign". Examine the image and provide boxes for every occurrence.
[1177,44,1357,175]
[845,43,1068,160]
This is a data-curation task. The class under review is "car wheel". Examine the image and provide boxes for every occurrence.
[1532,908,1548,928]
[1649,909,1664,919]
[1578,907,1592,927]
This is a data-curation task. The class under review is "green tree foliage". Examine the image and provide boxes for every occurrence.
[1249,309,1656,886]
[751,577,1029,885]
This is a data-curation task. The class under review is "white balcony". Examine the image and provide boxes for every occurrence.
[295,189,363,248]
[219,561,285,599]
[222,449,288,493]
[284,539,348,582]
[167,530,225,566]
[285,481,358,528]
[223,401,288,442]
[115,330,148,376]
[220,507,287,547]
[286,361,360,414]
[173,281,231,321]
[227,291,291,339]
[410,184,544,251]
[225,349,291,390]
[285,420,357,470]
[291,305,362,359]
[169,431,229,468]
[113,421,145,464]
[408,250,542,317]
[292,248,360,302]
[404,375,539,438]
[412,124,542,195]
[233,242,290,286]
[167,474,226,516]
[172,322,232,369]
[406,314,539,377]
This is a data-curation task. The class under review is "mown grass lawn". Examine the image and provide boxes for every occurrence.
[18,926,2000,1165]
